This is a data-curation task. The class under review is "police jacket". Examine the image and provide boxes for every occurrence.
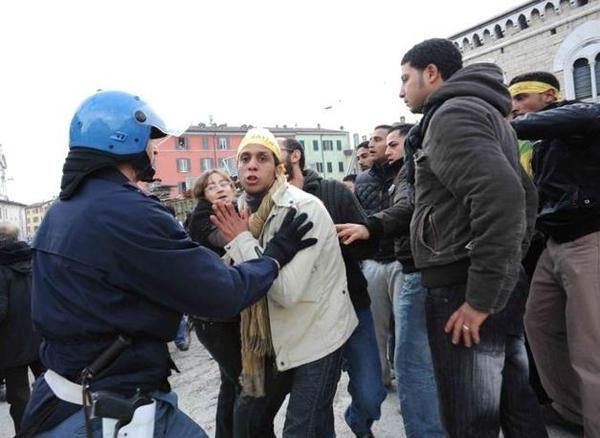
[24,168,278,432]
[0,240,41,370]
[226,183,358,371]
[511,100,600,242]
[302,169,375,311]
[354,160,401,263]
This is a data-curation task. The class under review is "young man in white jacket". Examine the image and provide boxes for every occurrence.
[211,128,357,437]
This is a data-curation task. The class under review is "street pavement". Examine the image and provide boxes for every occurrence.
[0,338,581,437]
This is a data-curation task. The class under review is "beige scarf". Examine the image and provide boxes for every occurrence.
[239,174,287,397]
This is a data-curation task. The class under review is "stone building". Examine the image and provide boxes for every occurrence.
[25,199,55,239]
[449,0,600,101]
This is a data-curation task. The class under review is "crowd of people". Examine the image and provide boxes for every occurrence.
[0,36,599,438]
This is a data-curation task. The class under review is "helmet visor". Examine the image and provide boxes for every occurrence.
[140,92,196,141]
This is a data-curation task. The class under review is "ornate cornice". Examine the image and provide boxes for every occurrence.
[450,0,593,52]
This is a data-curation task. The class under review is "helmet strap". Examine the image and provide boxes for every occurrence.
[130,152,156,183]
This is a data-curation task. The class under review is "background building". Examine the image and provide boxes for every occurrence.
[25,199,55,239]
[449,0,600,102]
[152,125,352,198]
[292,127,353,180]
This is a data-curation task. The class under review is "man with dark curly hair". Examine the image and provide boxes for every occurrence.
[399,38,545,437]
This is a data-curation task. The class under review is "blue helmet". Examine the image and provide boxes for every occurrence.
[69,90,168,155]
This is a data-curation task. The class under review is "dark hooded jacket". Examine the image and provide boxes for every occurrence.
[511,100,600,243]
[354,159,402,263]
[302,169,375,311]
[410,63,538,313]
[367,159,416,272]
[0,240,41,369]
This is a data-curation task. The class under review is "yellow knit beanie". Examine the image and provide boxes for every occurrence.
[237,128,281,161]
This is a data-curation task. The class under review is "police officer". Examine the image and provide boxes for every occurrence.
[20,91,316,437]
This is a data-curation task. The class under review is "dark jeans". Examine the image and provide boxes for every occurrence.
[284,347,345,437]
[235,347,344,438]
[2,360,44,434]
[425,269,547,438]
[194,320,241,438]
[234,358,292,438]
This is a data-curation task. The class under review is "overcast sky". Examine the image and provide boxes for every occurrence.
[0,0,525,203]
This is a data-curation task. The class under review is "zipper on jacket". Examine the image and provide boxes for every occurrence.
[428,212,439,251]
[418,206,441,256]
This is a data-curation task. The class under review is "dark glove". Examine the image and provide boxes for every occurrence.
[263,208,318,268]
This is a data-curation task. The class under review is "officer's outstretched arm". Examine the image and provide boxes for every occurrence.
[103,201,281,319]
[104,196,317,318]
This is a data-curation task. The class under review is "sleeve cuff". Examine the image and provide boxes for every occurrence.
[225,231,262,262]
[367,216,384,239]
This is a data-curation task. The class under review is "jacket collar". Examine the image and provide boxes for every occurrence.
[271,182,297,208]
[370,159,401,179]
[92,167,131,185]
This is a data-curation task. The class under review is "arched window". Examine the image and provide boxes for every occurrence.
[494,24,504,39]
[544,2,556,16]
[573,58,592,99]
[554,21,600,100]
[518,14,529,30]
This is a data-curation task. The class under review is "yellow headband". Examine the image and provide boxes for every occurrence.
[237,127,281,161]
[508,81,561,100]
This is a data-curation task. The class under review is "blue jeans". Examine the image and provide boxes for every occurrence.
[35,391,208,437]
[425,269,547,438]
[235,348,344,438]
[343,308,387,434]
[174,315,189,348]
[283,347,345,438]
[393,272,445,437]
[233,360,290,438]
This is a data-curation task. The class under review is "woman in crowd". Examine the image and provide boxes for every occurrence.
[186,169,241,438]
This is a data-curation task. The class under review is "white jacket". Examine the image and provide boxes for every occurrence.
[225,183,358,371]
